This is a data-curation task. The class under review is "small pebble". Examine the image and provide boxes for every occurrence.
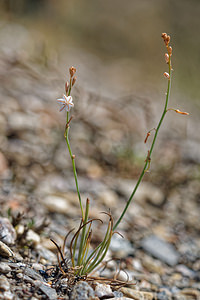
[110,234,135,257]
[157,289,172,300]
[0,275,10,291]
[26,229,40,245]
[0,217,16,245]
[142,255,164,275]
[176,264,196,279]
[121,287,154,300]
[0,291,14,300]
[180,288,200,299]
[0,241,14,257]
[41,195,71,213]
[32,263,44,271]
[94,282,114,298]
[70,281,96,300]
[0,262,11,274]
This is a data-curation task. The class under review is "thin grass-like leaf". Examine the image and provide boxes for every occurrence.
[81,213,113,274]
[85,214,113,274]
[70,218,102,268]
[77,198,90,265]
[79,223,92,266]
[63,228,75,255]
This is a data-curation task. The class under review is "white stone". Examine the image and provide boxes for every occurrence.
[26,230,40,245]
[95,282,113,298]
[41,195,70,213]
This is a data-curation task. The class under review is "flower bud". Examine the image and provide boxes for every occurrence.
[72,76,77,86]
[175,109,189,115]
[164,72,170,79]
[144,132,151,144]
[161,33,170,47]
[168,46,172,56]
[165,35,170,46]
[69,66,76,78]
[165,53,169,63]
[161,33,167,39]
[65,81,69,94]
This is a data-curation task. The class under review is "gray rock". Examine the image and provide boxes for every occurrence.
[0,217,16,245]
[176,264,196,279]
[121,287,154,300]
[0,262,11,274]
[94,282,114,298]
[0,241,14,258]
[173,295,187,300]
[0,275,10,291]
[36,245,57,263]
[114,298,134,300]
[113,290,124,298]
[110,234,135,257]
[141,235,179,266]
[157,290,172,300]
[70,281,95,300]
[24,267,44,281]
[0,275,14,300]
[0,290,14,300]
[7,112,41,131]
[34,280,58,300]
[41,195,73,214]
[26,229,40,245]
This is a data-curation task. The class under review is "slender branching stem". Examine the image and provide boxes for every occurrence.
[113,48,172,231]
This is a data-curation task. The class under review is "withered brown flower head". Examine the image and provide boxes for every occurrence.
[69,66,76,78]
[161,33,170,47]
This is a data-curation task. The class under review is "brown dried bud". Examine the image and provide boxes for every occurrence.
[72,154,75,159]
[69,66,76,78]
[161,33,171,47]
[161,33,167,39]
[165,53,169,63]
[165,35,170,46]
[175,109,189,115]
[72,76,77,86]
[65,81,69,94]
[144,132,151,144]
[164,72,170,79]
[168,46,172,56]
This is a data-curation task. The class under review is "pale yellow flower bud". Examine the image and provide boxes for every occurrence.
[164,72,170,79]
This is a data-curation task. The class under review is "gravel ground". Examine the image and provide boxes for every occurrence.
[0,24,200,300]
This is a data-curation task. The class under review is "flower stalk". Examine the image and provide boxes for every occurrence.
[59,67,84,219]
[113,33,178,230]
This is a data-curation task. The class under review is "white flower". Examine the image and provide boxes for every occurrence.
[57,94,74,112]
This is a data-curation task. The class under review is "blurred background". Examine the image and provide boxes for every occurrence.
[1,0,200,102]
[0,0,199,190]
[1,0,200,175]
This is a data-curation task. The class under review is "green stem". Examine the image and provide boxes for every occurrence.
[77,198,90,266]
[113,53,172,231]
[65,109,84,219]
